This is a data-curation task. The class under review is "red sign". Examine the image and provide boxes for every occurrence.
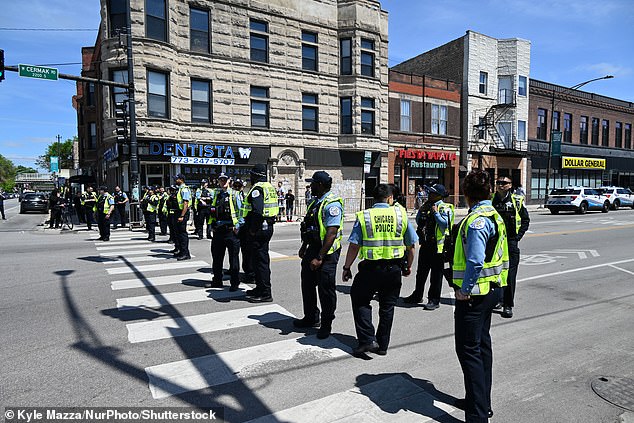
[397,149,456,161]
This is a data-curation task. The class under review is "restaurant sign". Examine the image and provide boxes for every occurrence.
[397,149,456,161]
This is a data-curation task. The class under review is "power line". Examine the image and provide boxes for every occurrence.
[0,27,96,32]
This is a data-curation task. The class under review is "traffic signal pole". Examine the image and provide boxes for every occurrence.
[125,0,140,201]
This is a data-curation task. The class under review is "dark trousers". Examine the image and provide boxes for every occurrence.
[0,203,5,219]
[49,208,62,228]
[503,240,520,307]
[454,286,498,423]
[176,211,190,256]
[211,227,241,286]
[244,224,274,295]
[114,204,127,226]
[159,212,168,235]
[168,213,178,246]
[74,205,84,223]
[196,207,212,238]
[300,248,340,325]
[286,205,294,221]
[240,230,254,279]
[146,211,156,240]
[350,261,402,350]
[84,206,95,229]
[193,208,201,234]
[97,213,110,240]
[411,243,444,303]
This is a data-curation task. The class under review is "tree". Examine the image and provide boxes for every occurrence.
[16,165,37,174]
[36,136,76,171]
[0,154,17,191]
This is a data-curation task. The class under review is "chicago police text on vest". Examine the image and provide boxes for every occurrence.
[374,214,395,232]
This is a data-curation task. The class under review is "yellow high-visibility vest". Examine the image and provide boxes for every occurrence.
[241,182,279,218]
[356,206,407,260]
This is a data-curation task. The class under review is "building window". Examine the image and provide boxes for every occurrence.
[478,117,487,140]
[340,97,352,134]
[190,7,210,53]
[591,118,600,145]
[615,122,623,148]
[553,111,560,132]
[479,71,488,95]
[191,79,211,123]
[302,93,318,132]
[147,70,168,118]
[625,123,632,149]
[564,113,572,143]
[340,38,352,75]
[518,76,527,96]
[146,0,167,42]
[580,116,588,144]
[250,86,269,128]
[108,0,127,37]
[301,31,318,71]
[361,98,375,135]
[431,104,447,135]
[89,122,97,149]
[400,100,411,132]
[250,20,268,63]
[111,69,129,113]
[602,119,610,146]
[86,83,95,107]
[360,38,375,77]
[537,108,547,140]
[518,120,526,141]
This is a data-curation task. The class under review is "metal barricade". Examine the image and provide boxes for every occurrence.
[128,201,144,230]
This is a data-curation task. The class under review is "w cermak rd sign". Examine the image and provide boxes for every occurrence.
[18,64,59,81]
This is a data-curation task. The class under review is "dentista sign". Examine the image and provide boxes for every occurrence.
[149,142,253,160]
[562,156,606,170]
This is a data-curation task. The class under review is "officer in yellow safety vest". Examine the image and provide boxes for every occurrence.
[492,176,530,318]
[81,186,97,230]
[207,173,244,290]
[342,184,418,357]
[241,164,279,303]
[294,171,344,339]
[173,174,192,261]
[157,186,169,236]
[144,187,160,242]
[452,169,509,423]
[95,185,115,242]
[403,184,455,310]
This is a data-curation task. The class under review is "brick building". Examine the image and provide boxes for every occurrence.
[528,79,634,201]
[75,0,389,203]
[392,30,531,189]
[387,70,461,204]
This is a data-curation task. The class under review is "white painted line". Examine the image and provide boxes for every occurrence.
[111,273,207,290]
[116,284,249,309]
[145,335,350,399]
[127,304,294,343]
[99,248,172,256]
[245,375,457,423]
[93,239,152,246]
[103,254,195,265]
[269,238,302,243]
[97,242,160,250]
[106,260,209,275]
[518,258,634,282]
[609,264,634,276]
[269,251,287,259]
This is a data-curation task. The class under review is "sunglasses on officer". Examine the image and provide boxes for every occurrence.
[496,180,511,186]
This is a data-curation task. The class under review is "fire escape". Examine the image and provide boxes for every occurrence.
[471,88,525,153]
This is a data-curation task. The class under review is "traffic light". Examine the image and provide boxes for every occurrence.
[114,101,128,143]
[0,49,5,82]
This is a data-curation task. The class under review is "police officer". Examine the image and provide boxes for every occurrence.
[196,179,214,240]
[342,184,418,357]
[112,186,129,229]
[294,171,344,339]
[403,184,454,310]
[241,164,279,303]
[233,179,252,282]
[492,176,529,318]
[81,186,97,230]
[174,174,192,261]
[145,187,159,242]
[166,185,179,248]
[207,173,244,290]
[95,185,115,242]
[453,169,509,422]
[157,186,169,236]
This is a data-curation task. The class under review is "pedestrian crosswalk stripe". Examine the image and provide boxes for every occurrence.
[145,335,350,399]
[243,375,458,423]
[116,285,249,309]
[97,242,161,251]
[111,272,208,290]
[99,248,173,256]
[90,234,147,240]
[269,251,287,259]
[93,239,153,246]
[127,304,294,343]
[106,260,209,275]
[103,254,195,265]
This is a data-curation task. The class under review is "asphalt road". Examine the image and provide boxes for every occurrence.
[1,202,633,423]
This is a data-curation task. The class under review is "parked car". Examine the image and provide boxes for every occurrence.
[19,193,49,214]
[597,186,634,210]
[546,186,610,215]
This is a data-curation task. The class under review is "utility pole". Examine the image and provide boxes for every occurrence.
[126,0,140,201]
[56,134,62,188]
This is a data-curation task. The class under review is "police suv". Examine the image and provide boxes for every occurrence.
[597,186,634,210]
[546,186,610,215]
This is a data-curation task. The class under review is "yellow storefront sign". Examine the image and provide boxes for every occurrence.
[562,156,606,170]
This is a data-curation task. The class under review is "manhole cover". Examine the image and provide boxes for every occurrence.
[591,376,634,411]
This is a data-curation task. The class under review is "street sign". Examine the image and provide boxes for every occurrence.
[551,131,562,157]
[18,64,59,81]
[50,156,59,172]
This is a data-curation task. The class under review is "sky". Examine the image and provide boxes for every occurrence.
[1,0,632,170]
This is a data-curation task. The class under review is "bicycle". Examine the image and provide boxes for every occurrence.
[60,206,74,230]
